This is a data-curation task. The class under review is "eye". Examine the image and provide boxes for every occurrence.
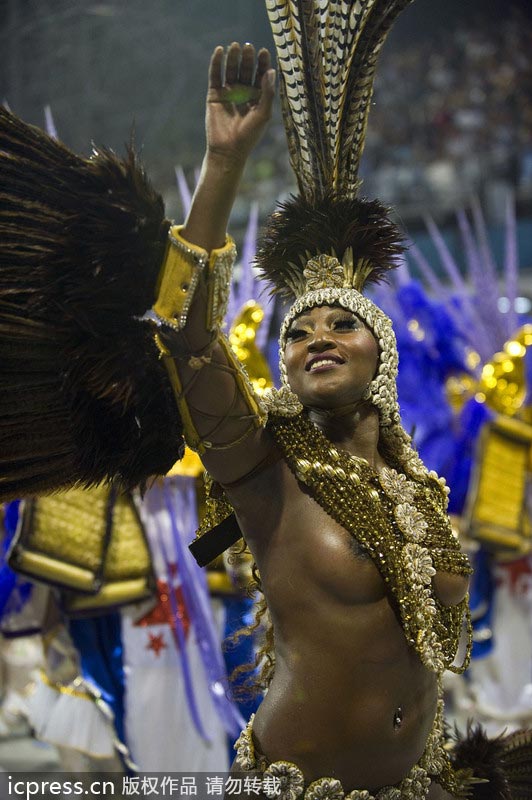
[333,316,358,331]
[285,327,307,342]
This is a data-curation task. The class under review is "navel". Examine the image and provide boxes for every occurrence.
[393,707,403,730]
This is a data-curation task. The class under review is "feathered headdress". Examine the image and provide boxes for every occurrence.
[257,0,411,303]
[258,1,414,433]
[0,107,183,501]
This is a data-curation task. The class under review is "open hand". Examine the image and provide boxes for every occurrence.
[206,43,275,165]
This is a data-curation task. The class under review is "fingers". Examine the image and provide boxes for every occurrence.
[240,43,255,85]
[254,48,272,89]
[208,43,275,115]
[212,42,271,88]
[257,68,276,118]
[209,46,224,90]
[225,42,241,85]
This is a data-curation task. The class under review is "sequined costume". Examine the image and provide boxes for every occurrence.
[267,412,471,677]
[202,375,475,798]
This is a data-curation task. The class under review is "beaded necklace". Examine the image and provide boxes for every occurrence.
[267,411,473,675]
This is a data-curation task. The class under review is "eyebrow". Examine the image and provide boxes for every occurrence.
[289,309,357,328]
[289,315,312,327]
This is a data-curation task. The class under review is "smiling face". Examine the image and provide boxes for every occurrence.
[283,305,380,410]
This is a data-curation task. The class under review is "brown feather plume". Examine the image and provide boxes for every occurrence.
[0,107,183,501]
[338,0,413,193]
[263,1,412,297]
[256,192,405,300]
[266,1,414,200]
[452,724,532,799]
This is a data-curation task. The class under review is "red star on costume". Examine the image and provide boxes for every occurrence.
[146,632,167,657]
[135,577,191,641]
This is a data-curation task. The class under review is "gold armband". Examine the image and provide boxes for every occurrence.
[148,225,263,454]
[146,225,264,454]
[149,225,236,332]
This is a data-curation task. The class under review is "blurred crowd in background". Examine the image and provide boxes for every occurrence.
[363,9,532,217]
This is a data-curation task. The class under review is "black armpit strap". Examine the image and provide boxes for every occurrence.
[188,513,243,567]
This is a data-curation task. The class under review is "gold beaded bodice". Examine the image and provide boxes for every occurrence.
[197,410,472,675]
[268,412,473,675]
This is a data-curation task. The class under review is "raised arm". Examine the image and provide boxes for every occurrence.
[184,43,274,251]
[151,43,277,485]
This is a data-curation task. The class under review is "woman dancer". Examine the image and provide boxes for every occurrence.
[151,34,474,799]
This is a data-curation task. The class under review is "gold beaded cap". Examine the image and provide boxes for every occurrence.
[267,259,399,429]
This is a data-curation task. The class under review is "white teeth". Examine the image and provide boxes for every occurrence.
[309,359,339,371]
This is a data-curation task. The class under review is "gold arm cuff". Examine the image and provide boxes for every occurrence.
[151,225,236,331]
[162,356,206,454]
[206,236,237,331]
[217,334,266,427]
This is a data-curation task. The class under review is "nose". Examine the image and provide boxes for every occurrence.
[307,330,335,353]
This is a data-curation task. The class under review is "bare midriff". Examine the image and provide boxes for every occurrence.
[226,458,468,795]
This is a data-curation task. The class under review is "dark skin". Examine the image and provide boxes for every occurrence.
[171,44,468,798]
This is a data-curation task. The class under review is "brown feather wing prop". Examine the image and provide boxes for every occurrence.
[0,107,183,501]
